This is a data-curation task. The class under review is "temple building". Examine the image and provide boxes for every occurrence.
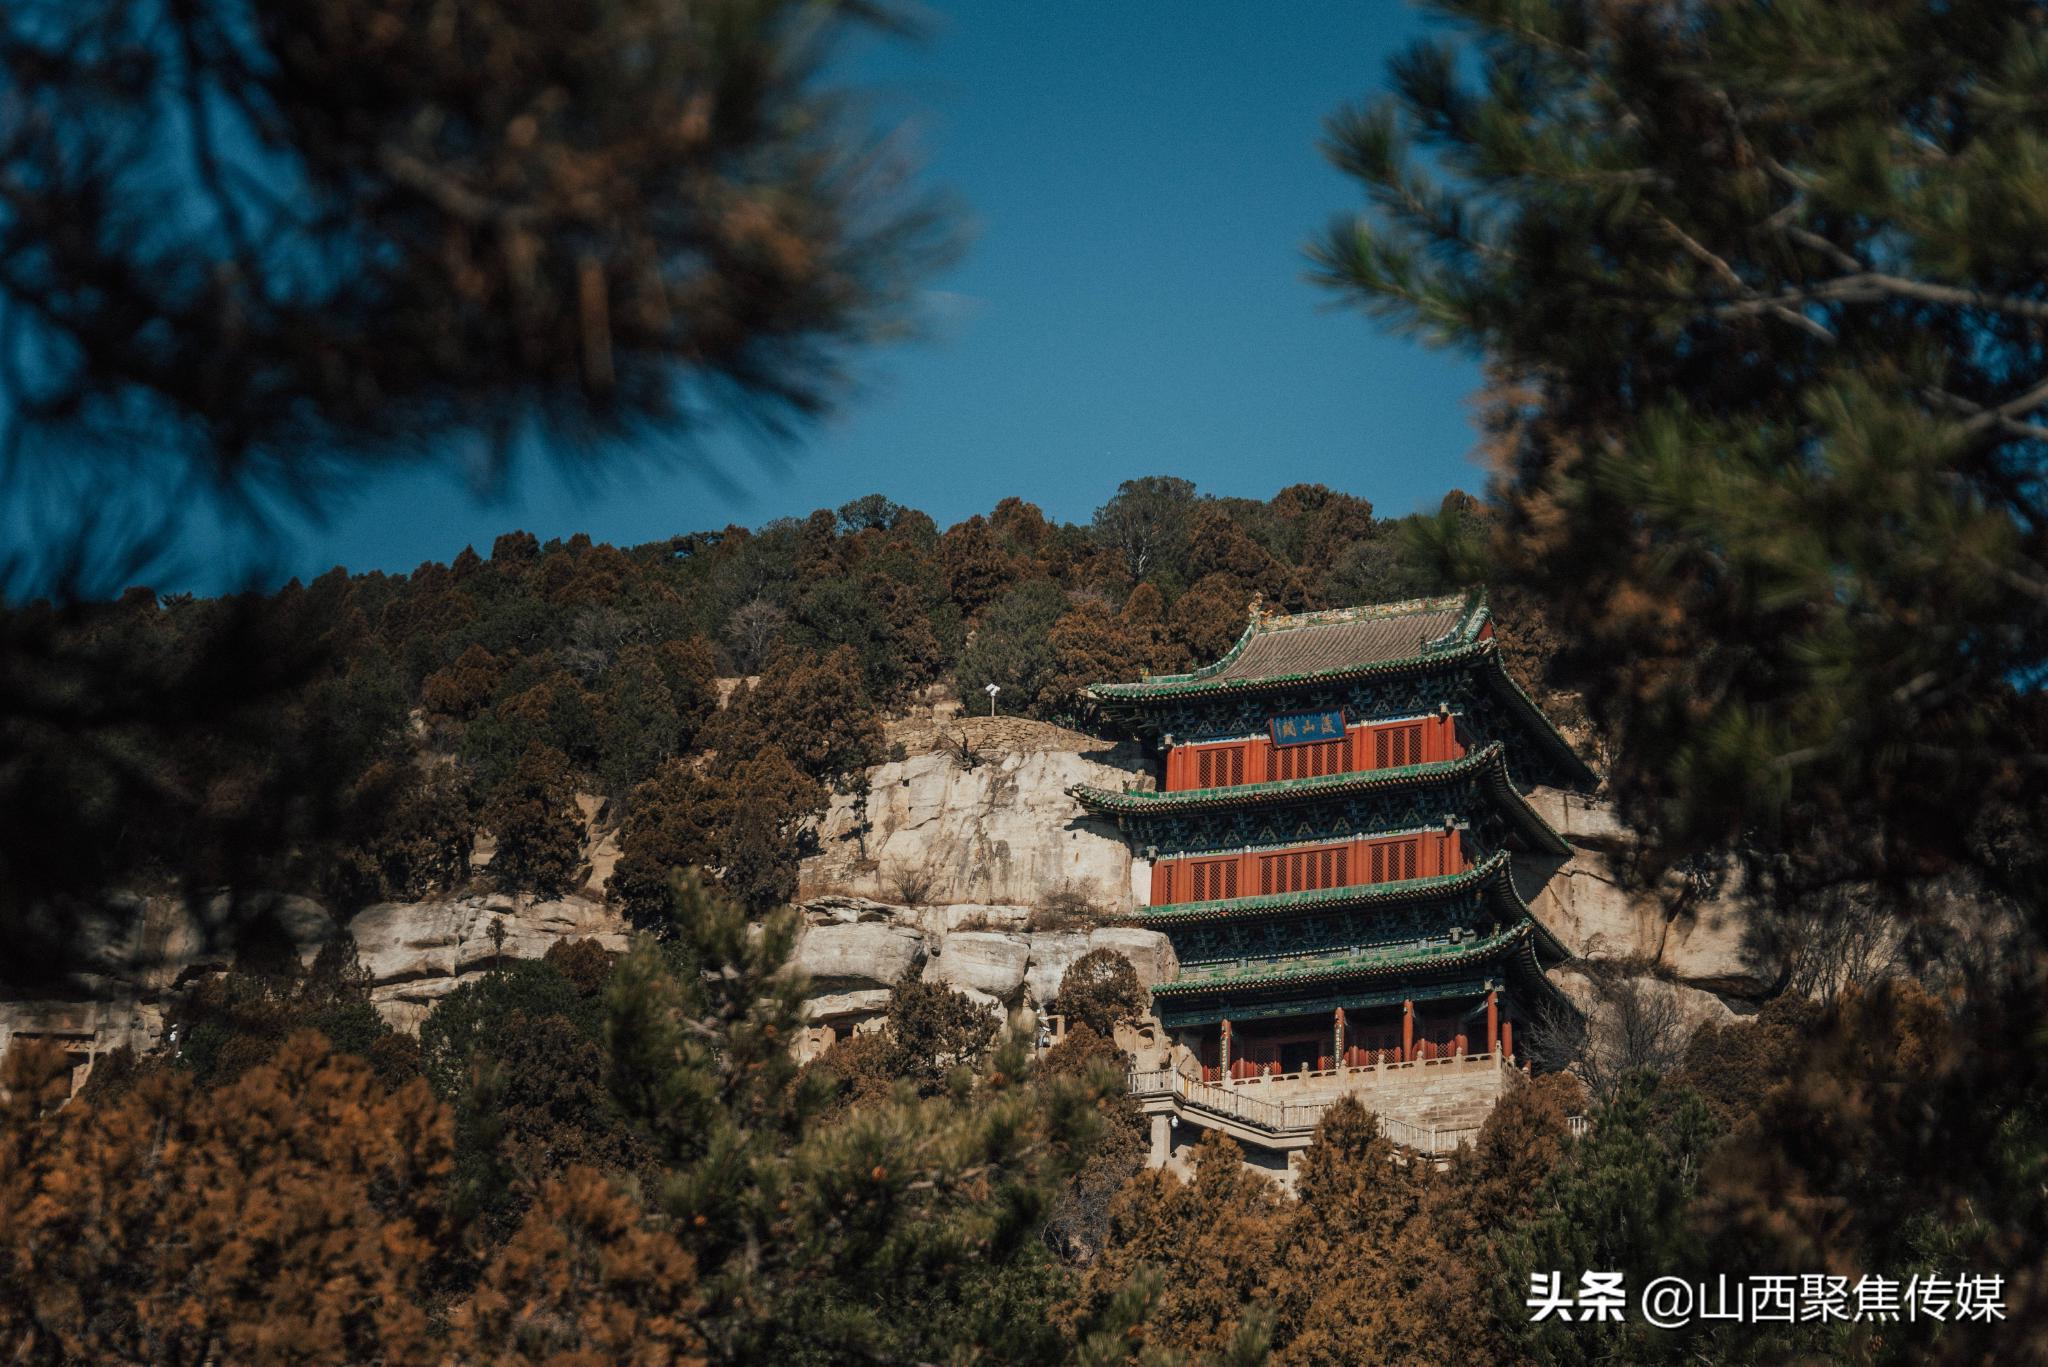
[1070,590,1595,1168]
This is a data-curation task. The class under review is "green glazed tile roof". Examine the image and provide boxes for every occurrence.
[1151,920,1538,997]
[1078,586,1597,791]
[1085,590,1486,701]
[1068,741,1570,856]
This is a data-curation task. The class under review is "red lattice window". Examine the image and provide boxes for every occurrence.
[1366,838,1421,884]
[1273,739,1346,781]
[1189,859,1239,901]
[1195,746,1245,788]
[1373,722,1425,769]
[1258,846,1349,895]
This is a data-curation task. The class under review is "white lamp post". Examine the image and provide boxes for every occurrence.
[984,682,1001,717]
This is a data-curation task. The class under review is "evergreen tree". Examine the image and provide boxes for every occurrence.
[1065,1133,1286,1359]
[1313,0,2048,904]
[481,746,585,897]
[1050,949,1149,1040]
[600,877,1121,1362]
[0,0,946,506]
[957,580,1071,720]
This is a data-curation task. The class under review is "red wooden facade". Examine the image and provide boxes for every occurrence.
[1193,992,1511,1082]
[1163,714,1460,793]
[1149,827,1463,905]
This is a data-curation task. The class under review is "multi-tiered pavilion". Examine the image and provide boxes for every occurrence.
[1072,590,1594,1162]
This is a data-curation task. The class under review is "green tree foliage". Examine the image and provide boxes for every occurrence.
[169,938,411,1090]
[323,759,475,907]
[0,0,945,501]
[417,942,646,1237]
[957,579,1072,719]
[709,646,884,791]
[610,761,728,931]
[481,746,585,897]
[939,513,1024,622]
[610,745,824,921]
[462,671,599,789]
[711,744,826,911]
[1313,0,2048,902]
[1314,15,2048,1357]
[1050,949,1149,1040]
[420,644,501,720]
[1036,1023,1149,1264]
[818,971,1004,1106]
[592,638,718,793]
[8,480,1451,959]
[599,877,1115,1361]
[1092,476,1199,585]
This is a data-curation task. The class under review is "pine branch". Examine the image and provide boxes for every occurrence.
[1723,273,2048,324]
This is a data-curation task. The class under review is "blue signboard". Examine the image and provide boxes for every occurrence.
[1269,708,1345,746]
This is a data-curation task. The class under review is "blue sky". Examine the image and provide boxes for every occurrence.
[53,1,1489,592]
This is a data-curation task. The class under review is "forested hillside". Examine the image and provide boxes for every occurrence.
[5,479,1522,964]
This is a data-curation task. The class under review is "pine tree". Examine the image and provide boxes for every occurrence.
[1066,1134,1287,1359]
[1313,0,2048,906]
[482,745,586,896]
[600,876,1124,1362]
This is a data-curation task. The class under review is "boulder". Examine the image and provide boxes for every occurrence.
[1022,931,1094,1006]
[1085,928,1178,989]
[1521,851,1663,963]
[788,921,925,992]
[924,930,1032,1001]
[803,988,894,1026]
[805,746,1146,910]
[915,904,1033,937]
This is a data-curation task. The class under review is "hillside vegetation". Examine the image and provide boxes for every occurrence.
[4,480,1526,960]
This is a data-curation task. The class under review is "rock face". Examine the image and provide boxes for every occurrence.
[6,718,1796,1097]
[803,740,1149,911]
[0,891,337,1092]
[785,895,1179,1035]
[349,893,632,1032]
[787,922,927,993]
[1549,965,1755,1032]
[1525,787,1778,1001]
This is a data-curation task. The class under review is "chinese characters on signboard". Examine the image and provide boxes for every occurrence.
[1268,709,1345,746]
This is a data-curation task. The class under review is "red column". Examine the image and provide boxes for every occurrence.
[1333,1007,1346,1070]
[1219,1019,1232,1080]
[1486,989,1499,1057]
[1401,999,1414,1063]
[1502,1018,1515,1062]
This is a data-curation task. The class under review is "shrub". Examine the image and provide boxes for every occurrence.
[1050,949,1147,1039]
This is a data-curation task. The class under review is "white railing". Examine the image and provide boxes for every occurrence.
[1126,1066,1482,1156]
